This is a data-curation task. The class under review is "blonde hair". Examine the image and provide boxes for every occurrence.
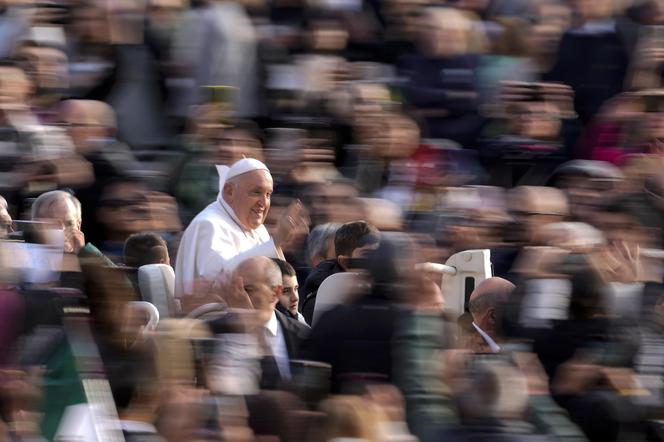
[424,7,488,55]
[315,395,384,442]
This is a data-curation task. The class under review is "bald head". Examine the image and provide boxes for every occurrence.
[235,256,283,315]
[468,277,515,338]
[59,99,117,152]
[236,256,282,287]
[469,277,515,315]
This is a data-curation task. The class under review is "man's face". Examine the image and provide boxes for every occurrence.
[236,261,279,313]
[225,170,273,230]
[17,47,69,93]
[59,104,108,152]
[46,198,81,231]
[0,200,12,238]
[278,275,299,316]
[97,182,151,235]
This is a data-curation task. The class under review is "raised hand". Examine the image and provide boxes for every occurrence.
[273,200,310,251]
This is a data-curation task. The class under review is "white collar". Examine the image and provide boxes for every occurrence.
[570,20,615,35]
[472,322,501,353]
[120,420,158,434]
[265,310,279,337]
[218,196,249,233]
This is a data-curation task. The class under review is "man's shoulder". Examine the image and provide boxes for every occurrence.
[184,202,232,233]
[276,310,310,336]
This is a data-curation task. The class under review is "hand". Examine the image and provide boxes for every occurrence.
[513,352,550,396]
[600,240,640,283]
[410,273,445,313]
[213,272,253,310]
[552,353,603,396]
[64,227,85,254]
[273,200,309,249]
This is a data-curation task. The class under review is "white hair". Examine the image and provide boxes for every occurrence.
[30,190,81,221]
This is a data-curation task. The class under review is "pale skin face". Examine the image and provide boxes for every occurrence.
[223,170,273,231]
[35,197,84,253]
[235,257,281,316]
[278,275,299,316]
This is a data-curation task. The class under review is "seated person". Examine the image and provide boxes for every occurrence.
[209,256,310,390]
[271,258,307,325]
[123,232,171,293]
[301,220,380,324]
[123,232,170,268]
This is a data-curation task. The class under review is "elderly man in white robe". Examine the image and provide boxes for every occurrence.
[175,158,308,305]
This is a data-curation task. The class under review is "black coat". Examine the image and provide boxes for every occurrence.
[301,294,401,393]
[300,260,344,325]
[428,420,555,442]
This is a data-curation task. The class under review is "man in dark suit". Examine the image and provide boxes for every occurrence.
[462,277,515,353]
[234,256,310,389]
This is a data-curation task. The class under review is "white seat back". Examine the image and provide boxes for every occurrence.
[128,301,160,335]
[440,249,492,319]
[312,272,366,327]
[138,264,177,318]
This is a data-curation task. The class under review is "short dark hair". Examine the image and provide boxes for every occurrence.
[123,232,168,268]
[334,220,380,257]
[271,258,296,277]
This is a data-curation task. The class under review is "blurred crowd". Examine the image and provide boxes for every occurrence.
[2,0,664,440]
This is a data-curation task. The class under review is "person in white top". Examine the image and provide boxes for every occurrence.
[467,277,515,353]
[174,158,308,300]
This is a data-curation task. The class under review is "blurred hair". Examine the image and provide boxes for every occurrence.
[0,195,7,210]
[60,99,117,131]
[265,258,283,287]
[306,223,341,263]
[457,359,529,420]
[557,254,606,320]
[315,395,382,442]
[355,232,416,300]
[271,258,296,278]
[334,220,379,257]
[30,190,81,221]
[492,17,530,57]
[123,232,169,268]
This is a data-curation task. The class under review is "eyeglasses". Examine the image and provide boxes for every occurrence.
[100,198,147,208]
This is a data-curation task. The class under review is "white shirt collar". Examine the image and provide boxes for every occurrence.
[120,420,158,434]
[265,310,279,336]
[472,322,501,353]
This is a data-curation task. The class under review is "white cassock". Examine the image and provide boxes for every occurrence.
[174,159,279,298]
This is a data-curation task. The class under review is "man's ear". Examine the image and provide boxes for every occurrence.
[272,285,283,303]
[223,182,234,202]
[488,308,496,325]
[337,255,349,270]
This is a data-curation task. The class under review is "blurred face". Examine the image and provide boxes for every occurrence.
[224,170,273,230]
[0,199,12,238]
[420,11,470,57]
[98,182,151,236]
[530,3,571,56]
[213,128,262,165]
[572,0,612,22]
[0,67,31,106]
[59,103,108,152]
[278,275,299,315]
[40,197,81,231]
[308,182,361,225]
[236,260,279,313]
[17,47,68,93]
